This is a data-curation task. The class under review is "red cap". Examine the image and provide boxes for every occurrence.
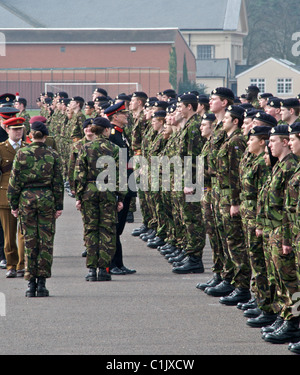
[3,117,25,128]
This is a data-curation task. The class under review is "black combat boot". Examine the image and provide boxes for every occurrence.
[98,268,111,281]
[86,267,97,281]
[196,273,222,291]
[36,277,49,297]
[263,317,300,344]
[172,255,204,274]
[25,278,37,297]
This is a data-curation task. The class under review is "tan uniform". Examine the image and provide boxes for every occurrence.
[0,140,25,271]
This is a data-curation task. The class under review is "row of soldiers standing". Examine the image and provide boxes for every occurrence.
[126,86,300,354]
[36,85,300,353]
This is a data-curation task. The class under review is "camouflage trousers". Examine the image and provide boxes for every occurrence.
[219,195,251,289]
[81,188,117,269]
[201,189,224,274]
[158,191,176,245]
[173,191,205,258]
[138,190,152,228]
[268,225,299,320]
[210,183,233,280]
[19,188,56,280]
[241,202,272,312]
[170,191,187,250]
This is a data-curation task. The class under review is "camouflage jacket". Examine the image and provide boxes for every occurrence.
[283,163,300,246]
[19,109,31,135]
[68,136,90,192]
[131,110,147,156]
[239,151,271,219]
[70,111,86,141]
[74,134,124,202]
[7,142,64,211]
[178,113,206,187]
[261,153,298,231]
[207,120,227,181]
[215,128,246,205]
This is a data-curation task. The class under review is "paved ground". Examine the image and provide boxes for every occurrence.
[0,192,296,357]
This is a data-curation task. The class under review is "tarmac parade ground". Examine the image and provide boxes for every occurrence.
[0,192,297,358]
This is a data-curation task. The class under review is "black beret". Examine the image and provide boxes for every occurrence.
[202,113,216,122]
[91,117,112,128]
[71,96,85,103]
[82,118,93,129]
[226,105,245,119]
[258,93,273,99]
[94,88,108,97]
[178,94,198,104]
[153,100,169,110]
[166,104,177,114]
[255,112,277,127]
[44,98,52,105]
[85,101,95,108]
[132,91,148,100]
[247,85,260,93]
[61,98,71,106]
[198,95,209,104]
[244,109,261,119]
[104,101,128,117]
[31,121,49,136]
[211,87,235,101]
[115,93,131,102]
[15,97,27,106]
[288,122,300,134]
[240,103,253,110]
[281,98,300,108]
[270,125,289,136]
[163,89,176,98]
[94,96,109,103]
[99,102,111,110]
[267,97,282,108]
[152,110,166,118]
[58,91,68,98]
[249,126,271,137]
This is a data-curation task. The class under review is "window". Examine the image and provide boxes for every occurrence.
[197,45,215,60]
[250,78,265,93]
[277,78,292,94]
[60,46,65,53]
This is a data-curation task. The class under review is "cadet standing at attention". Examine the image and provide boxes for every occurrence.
[74,117,123,282]
[7,121,64,297]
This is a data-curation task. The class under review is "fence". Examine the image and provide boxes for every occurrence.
[0,66,163,108]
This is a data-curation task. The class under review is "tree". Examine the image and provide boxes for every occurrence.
[244,0,300,65]
[168,46,177,90]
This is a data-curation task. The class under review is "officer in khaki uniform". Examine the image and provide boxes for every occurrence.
[0,117,26,277]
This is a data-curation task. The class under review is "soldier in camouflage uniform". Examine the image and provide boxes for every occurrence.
[240,126,277,327]
[69,96,86,142]
[259,125,300,344]
[265,97,287,125]
[7,121,64,297]
[205,87,236,297]
[214,105,252,306]
[196,113,224,290]
[14,98,31,135]
[171,94,206,274]
[146,110,168,249]
[286,122,300,354]
[74,117,123,282]
[158,104,188,263]
[68,118,97,257]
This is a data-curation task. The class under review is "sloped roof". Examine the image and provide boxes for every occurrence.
[1,28,185,45]
[0,0,244,31]
[196,59,231,78]
[236,57,300,78]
